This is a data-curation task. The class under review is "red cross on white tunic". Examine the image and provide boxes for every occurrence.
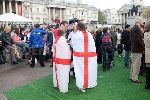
[53,37,71,87]
[73,31,96,89]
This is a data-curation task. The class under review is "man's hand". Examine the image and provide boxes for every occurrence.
[12,44,16,48]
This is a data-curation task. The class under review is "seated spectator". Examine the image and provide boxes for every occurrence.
[11,28,29,59]
[0,32,6,64]
[1,26,18,64]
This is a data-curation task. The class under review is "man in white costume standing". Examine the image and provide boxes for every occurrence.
[71,22,97,92]
[68,18,80,78]
[53,21,71,93]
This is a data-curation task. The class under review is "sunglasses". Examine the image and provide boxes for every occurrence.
[72,22,78,25]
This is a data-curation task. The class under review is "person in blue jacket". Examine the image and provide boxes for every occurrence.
[29,24,46,68]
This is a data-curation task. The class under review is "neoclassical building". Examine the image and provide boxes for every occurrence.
[0,0,98,24]
[118,0,145,27]
[0,0,23,15]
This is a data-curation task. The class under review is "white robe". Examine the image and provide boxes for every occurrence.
[53,36,71,93]
[68,31,74,40]
[71,30,97,89]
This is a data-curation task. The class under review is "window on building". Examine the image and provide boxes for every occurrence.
[36,17,40,22]
[82,12,83,15]
[43,9,45,13]
[25,7,27,11]
[43,18,47,22]
[30,8,32,13]
[37,8,39,13]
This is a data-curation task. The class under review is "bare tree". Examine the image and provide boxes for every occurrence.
[142,8,150,21]
[98,9,106,24]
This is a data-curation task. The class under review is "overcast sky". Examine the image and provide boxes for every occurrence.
[82,0,150,10]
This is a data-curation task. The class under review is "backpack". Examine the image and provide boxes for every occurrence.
[102,34,112,45]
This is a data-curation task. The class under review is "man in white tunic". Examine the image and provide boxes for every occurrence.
[53,29,71,93]
[71,22,97,92]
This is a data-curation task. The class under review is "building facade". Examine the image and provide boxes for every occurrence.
[104,8,122,25]
[0,0,98,24]
[0,0,23,16]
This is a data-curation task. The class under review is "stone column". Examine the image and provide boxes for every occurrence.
[63,9,66,20]
[49,8,51,23]
[53,8,56,20]
[48,8,51,23]
[29,6,31,19]
[9,1,12,13]
[48,8,49,23]
[3,0,6,14]
[22,2,24,16]
[15,1,18,14]
[122,13,124,27]
[60,8,62,22]
[123,13,125,25]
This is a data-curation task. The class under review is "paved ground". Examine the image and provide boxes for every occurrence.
[0,62,53,94]
[0,93,7,100]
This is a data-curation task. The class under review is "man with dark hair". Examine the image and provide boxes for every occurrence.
[53,21,68,40]
[34,24,40,28]
[95,29,103,64]
[121,24,131,68]
[67,18,79,78]
[29,24,46,68]
[60,21,68,26]
[68,18,79,40]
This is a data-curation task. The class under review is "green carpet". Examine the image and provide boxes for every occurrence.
[5,57,150,100]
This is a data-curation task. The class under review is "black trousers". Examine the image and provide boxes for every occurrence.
[31,48,44,67]
[146,67,150,87]
[97,48,102,64]
[117,44,123,55]
[0,48,6,64]
[140,54,146,74]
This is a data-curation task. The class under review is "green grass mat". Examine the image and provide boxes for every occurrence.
[5,57,150,100]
